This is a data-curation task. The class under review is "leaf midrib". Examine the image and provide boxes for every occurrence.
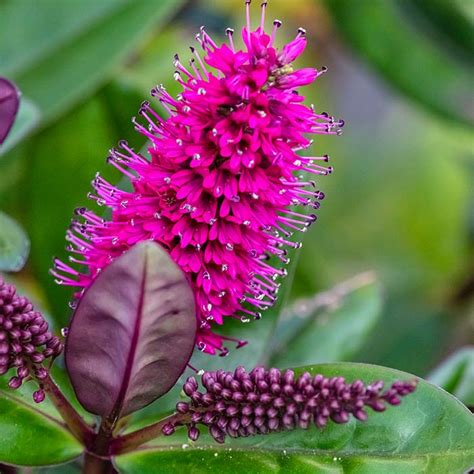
[110,251,148,419]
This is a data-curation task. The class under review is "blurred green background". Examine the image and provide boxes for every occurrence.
[0,0,473,383]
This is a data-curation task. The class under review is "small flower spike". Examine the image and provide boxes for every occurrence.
[0,278,62,402]
[53,0,343,355]
[163,367,417,443]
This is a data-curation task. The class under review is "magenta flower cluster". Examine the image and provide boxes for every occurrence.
[52,1,342,355]
[163,366,417,443]
[0,278,62,402]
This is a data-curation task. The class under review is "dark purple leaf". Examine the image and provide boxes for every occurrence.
[0,77,20,144]
[65,241,196,418]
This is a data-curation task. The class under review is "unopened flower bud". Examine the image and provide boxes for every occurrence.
[0,278,62,402]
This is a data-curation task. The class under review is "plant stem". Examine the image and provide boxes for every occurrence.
[42,373,94,446]
[82,417,120,473]
[110,412,187,455]
[83,451,116,474]
[92,416,116,456]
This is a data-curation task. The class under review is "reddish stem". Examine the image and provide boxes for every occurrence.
[83,451,117,474]
[42,373,95,446]
[111,412,187,455]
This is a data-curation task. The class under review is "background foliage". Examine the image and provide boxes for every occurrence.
[0,0,473,470]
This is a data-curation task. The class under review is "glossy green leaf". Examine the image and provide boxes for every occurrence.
[409,0,474,58]
[0,0,185,129]
[0,362,93,424]
[0,377,83,466]
[429,346,474,406]
[28,464,81,474]
[324,0,474,126]
[120,27,187,98]
[26,98,118,325]
[0,210,30,272]
[98,80,148,151]
[114,363,474,474]
[270,273,382,367]
[0,0,127,76]
[49,362,95,425]
[0,97,41,157]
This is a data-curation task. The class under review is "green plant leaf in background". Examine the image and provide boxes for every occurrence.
[0,96,40,157]
[0,363,94,426]
[114,363,474,474]
[0,0,186,136]
[429,346,474,407]
[26,98,119,325]
[0,210,30,272]
[270,272,382,368]
[0,375,83,466]
[27,465,81,474]
[410,0,474,59]
[119,27,188,99]
[324,0,474,126]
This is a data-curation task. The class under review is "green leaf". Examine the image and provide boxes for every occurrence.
[409,0,474,58]
[120,27,187,98]
[429,346,474,406]
[0,0,185,129]
[0,97,41,157]
[0,362,93,424]
[26,98,119,325]
[0,210,30,272]
[0,378,83,466]
[114,363,474,474]
[324,0,474,126]
[0,0,127,76]
[98,81,148,151]
[28,463,81,474]
[270,273,382,368]
[49,362,95,425]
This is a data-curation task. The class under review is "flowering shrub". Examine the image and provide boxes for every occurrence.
[52,0,341,356]
[0,2,472,474]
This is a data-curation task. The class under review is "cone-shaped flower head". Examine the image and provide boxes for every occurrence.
[52,1,343,355]
[0,278,62,402]
[163,366,417,443]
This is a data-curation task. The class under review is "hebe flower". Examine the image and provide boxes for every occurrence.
[163,366,417,443]
[0,278,62,402]
[52,1,343,355]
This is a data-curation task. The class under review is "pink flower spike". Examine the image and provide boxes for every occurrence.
[54,1,343,355]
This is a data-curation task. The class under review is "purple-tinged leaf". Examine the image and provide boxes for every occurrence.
[65,241,196,419]
[0,77,20,144]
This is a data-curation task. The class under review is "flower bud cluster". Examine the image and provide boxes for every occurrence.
[163,366,417,443]
[0,278,62,402]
